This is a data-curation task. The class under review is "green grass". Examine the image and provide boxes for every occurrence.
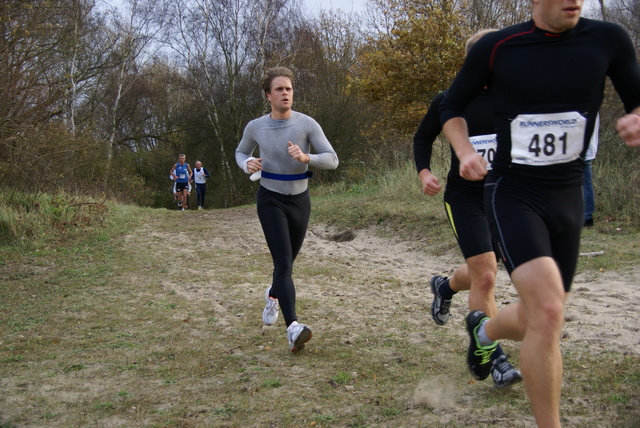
[313,160,640,275]
[1,167,639,427]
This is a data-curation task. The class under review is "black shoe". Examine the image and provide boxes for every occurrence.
[491,354,522,387]
[465,310,498,380]
[429,275,452,325]
[583,218,593,227]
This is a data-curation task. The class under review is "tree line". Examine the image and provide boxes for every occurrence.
[1,0,638,209]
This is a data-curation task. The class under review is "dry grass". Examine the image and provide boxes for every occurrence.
[1,200,639,427]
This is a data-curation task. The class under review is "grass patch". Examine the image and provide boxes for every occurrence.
[0,191,111,246]
[1,169,639,427]
[313,160,640,273]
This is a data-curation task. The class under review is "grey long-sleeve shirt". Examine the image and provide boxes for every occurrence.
[235,111,339,195]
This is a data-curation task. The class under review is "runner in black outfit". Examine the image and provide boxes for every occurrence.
[440,1,640,426]
[414,29,521,388]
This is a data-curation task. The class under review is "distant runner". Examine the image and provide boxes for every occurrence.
[170,154,192,210]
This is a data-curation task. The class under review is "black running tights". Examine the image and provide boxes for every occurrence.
[257,186,311,327]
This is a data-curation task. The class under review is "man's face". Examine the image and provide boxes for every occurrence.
[533,0,583,33]
[195,161,202,168]
[179,156,186,164]
[266,76,293,114]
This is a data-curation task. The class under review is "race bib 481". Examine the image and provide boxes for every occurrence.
[510,112,586,166]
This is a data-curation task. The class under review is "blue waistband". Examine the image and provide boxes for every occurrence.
[261,171,314,181]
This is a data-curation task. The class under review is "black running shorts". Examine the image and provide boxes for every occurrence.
[484,175,583,292]
[175,182,189,192]
[443,185,497,260]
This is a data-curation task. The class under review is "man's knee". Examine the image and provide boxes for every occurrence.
[525,298,565,341]
[471,270,496,294]
[467,253,497,294]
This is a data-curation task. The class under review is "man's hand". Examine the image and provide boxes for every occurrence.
[418,169,442,196]
[443,117,487,181]
[246,158,263,173]
[617,114,640,147]
[458,151,488,181]
[288,141,310,163]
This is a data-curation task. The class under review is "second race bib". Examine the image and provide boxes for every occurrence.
[470,133,497,170]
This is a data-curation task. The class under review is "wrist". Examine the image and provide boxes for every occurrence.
[418,168,432,178]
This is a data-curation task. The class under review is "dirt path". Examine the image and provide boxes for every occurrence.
[171,206,640,356]
[145,206,639,425]
[4,204,637,427]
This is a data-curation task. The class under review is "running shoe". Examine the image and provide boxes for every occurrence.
[430,275,452,325]
[465,310,498,380]
[490,354,522,387]
[287,321,312,352]
[262,287,279,326]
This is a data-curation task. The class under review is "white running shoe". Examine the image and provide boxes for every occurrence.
[262,287,279,326]
[287,321,312,352]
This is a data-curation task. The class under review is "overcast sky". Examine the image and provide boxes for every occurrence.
[103,0,604,18]
[305,0,367,14]
[307,0,605,18]
[101,0,369,17]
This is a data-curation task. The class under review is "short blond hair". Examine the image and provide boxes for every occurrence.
[465,29,499,56]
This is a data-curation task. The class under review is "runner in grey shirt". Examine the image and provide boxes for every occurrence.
[235,110,338,195]
[235,67,338,353]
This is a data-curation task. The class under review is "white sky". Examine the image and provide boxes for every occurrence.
[304,0,367,15]
[102,0,368,14]
[306,0,603,17]
[104,0,602,20]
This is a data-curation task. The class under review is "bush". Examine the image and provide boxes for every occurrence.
[592,127,640,223]
[0,190,109,247]
[0,207,18,244]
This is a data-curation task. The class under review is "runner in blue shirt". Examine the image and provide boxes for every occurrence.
[170,154,193,210]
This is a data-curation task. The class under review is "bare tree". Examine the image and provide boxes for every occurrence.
[293,11,373,170]
[0,0,88,188]
[608,0,640,52]
[461,0,532,30]
[156,0,297,206]
[61,0,112,135]
[95,0,160,185]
